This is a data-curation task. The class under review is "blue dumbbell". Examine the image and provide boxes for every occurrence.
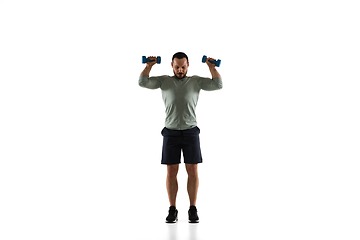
[142,56,161,64]
[202,55,221,67]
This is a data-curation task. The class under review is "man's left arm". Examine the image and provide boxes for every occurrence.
[206,57,222,79]
[197,57,223,91]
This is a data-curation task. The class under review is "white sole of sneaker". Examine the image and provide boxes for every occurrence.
[188,220,199,223]
[166,217,178,223]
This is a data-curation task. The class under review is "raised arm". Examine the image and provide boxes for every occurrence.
[140,56,157,76]
[206,57,222,79]
[197,57,223,91]
[139,56,162,89]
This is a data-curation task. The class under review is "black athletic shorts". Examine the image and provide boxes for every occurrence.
[161,126,203,165]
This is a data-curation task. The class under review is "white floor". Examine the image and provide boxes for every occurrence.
[2,162,358,240]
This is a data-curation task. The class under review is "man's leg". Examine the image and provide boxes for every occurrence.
[185,163,199,206]
[166,164,179,207]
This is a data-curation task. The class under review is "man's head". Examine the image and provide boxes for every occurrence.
[171,52,189,79]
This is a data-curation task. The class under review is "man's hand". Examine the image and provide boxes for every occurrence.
[141,56,157,76]
[146,56,158,68]
[205,57,221,79]
[205,57,217,68]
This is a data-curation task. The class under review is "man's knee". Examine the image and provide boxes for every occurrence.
[185,164,198,177]
[167,164,179,178]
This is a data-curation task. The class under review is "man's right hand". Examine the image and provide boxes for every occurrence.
[141,56,157,76]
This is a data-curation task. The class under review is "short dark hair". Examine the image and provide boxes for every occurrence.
[172,52,189,63]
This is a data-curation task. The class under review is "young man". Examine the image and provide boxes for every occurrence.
[139,52,222,223]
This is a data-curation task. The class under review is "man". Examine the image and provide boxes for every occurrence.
[139,52,222,223]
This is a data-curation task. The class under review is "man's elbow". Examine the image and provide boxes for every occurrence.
[138,75,148,87]
[214,78,222,90]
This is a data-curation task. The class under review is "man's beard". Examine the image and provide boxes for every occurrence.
[173,70,187,79]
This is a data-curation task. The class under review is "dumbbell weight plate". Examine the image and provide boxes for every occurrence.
[202,55,207,63]
[216,60,221,67]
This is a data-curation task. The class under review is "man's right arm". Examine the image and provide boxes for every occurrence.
[140,56,157,76]
[139,56,161,89]
[140,65,153,77]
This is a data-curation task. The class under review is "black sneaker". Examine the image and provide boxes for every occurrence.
[188,206,199,223]
[166,206,178,223]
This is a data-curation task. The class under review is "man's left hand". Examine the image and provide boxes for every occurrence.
[206,57,216,68]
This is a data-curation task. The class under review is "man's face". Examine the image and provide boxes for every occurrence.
[171,58,189,79]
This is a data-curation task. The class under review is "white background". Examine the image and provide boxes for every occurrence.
[1,0,359,239]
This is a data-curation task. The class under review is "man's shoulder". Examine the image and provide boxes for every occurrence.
[148,75,172,82]
[188,75,210,81]
[150,75,170,78]
[189,75,209,79]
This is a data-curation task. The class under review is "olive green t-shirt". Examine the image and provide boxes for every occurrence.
[139,75,223,130]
